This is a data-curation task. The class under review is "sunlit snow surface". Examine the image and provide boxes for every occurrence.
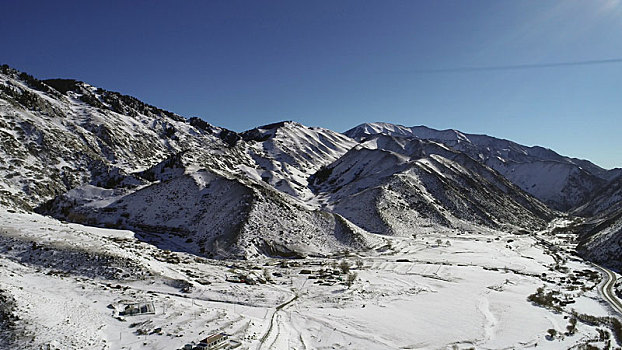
[0,208,618,350]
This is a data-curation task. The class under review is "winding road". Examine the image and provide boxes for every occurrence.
[595,264,622,315]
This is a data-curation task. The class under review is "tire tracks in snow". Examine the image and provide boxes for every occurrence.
[258,292,298,349]
[476,292,496,345]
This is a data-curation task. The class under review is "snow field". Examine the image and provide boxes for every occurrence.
[0,207,619,349]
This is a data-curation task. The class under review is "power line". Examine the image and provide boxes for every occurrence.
[404,58,622,74]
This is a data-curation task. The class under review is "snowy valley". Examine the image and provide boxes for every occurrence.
[1,65,622,349]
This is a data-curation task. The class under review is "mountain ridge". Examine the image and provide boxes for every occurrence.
[345,122,619,210]
[2,65,620,265]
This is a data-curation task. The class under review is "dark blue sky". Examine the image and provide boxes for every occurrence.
[2,0,621,168]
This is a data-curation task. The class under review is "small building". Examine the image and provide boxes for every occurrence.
[198,332,228,349]
[119,301,155,316]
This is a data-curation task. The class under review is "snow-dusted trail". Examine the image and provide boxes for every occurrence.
[258,292,298,349]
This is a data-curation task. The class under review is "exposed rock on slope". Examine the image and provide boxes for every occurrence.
[573,175,622,217]
[576,207,622,271]
[574,175,622,270]
[0,289,19,349]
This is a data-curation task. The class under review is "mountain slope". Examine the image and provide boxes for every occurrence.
[310,134,554,235]
[42,167,376,259]
[345,122,616,211]
[0,66,234,209]
[574,175,622,270]
[8,65,622,264]
[0,65,360,212]
[576,207,622,271]
[573,175,622,217]
[239,121,358,200]
[0,66,371,258]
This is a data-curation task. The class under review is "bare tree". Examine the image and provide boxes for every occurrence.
[547,328,556,339]
[346,272,358,288]
[339,260,350,274]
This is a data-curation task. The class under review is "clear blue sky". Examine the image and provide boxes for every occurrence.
[2,0,621,168]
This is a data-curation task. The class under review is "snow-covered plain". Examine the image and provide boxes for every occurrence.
[1,207,619,349]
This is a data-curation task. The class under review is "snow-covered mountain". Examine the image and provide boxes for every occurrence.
[574,175,622,270]
[41,157,376,259]
[345,122,619,211]
[574,175,622,218]
[310,134,553,234]
[240,121,358,200]
[39,132,555,257]
[3,65,622,263]
[0,65,235,209]
[344,123,622,271]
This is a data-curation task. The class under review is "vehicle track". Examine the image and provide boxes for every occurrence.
[258,293,298,349]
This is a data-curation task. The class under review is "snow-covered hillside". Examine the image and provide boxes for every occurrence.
[42,167,375,259]
[1,67,367,258]
[2,65,621,267]
[345,122,618,211]
[311,134,553,235]
[240,121,358,200]
[0,66,231,209]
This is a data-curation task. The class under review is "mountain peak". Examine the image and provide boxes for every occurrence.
[345,122,470,143]
[240,121,297,142]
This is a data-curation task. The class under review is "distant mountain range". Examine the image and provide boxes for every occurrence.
[345,122,621,211]
[1,65,620,267]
